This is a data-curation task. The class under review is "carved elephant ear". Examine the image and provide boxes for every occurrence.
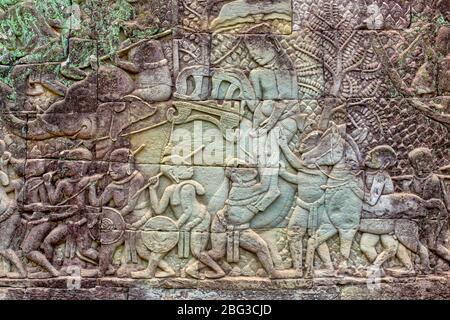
[97,66,135,102]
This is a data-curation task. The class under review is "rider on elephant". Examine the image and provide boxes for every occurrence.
[239,26,299,214]
[0,1,65,65]
[64,0,164,80]
[0,1,69,107]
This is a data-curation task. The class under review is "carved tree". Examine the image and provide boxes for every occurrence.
[371,24,450,128]
[307,1,385,98]
[281,30,324,99]
[347,99,450,174]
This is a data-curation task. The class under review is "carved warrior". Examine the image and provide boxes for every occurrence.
[0,0,449,287]
[0,141,27,278]
[141,152,210,279]
[197,158,287,279]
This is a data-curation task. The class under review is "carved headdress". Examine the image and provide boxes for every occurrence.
[408,147,433,164]
[109,148,136,175]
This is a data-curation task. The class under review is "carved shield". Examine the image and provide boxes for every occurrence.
[98,207,126,245]
[141,216,179,253]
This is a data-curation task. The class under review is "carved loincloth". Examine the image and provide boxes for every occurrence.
[295,196,324,235]
[123,230,138,264]
[215,205,251,263]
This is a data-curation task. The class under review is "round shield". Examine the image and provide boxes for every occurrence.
[98,207,126,245]
[141,216,179,253]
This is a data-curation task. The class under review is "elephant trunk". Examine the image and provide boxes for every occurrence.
[1,111,43,139]
[1,111,97,140]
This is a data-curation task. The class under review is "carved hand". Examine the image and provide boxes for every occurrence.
[92,173,104,180]
[125,223,138,231]
[43,172,53,182]
[279,161,288,174]
[258,118,275,134]
[148,176,160,188]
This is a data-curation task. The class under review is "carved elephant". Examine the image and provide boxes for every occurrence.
[1,66,135,141]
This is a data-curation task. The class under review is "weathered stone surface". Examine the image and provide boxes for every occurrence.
[176,0,292,34]
[293,0,412,31]
[0,0,449,300]
[209,0,292,34]
[0,0,71,65]
[0,276,449,299]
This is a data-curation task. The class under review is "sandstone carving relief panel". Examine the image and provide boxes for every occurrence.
[0,0,449,299]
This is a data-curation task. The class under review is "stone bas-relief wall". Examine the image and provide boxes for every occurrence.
[0,0,449,300]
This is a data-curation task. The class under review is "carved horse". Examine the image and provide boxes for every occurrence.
[301,124,447,276]
[302,123,364,277]
[358,193,446,274]
[301,123,364,277]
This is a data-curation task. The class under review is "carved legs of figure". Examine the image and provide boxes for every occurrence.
[417,241,431,273]
[183,222,210,279]
[371,235,398,273]
[197,213,227,279]
[238,229,285,279]
[130,252,168,279]
[130,235,175,279]
[42,223,68,262]
[361,233,414,276]
[395,244,415,271]
[425,220,450,263]
[0,249,26,278]
[395,219,431,273]
[305,224,337,278]
[76,225,99,262]
[287,207,306,276]
[21,221,60,277]
[288,206,334,277]
[0,212,26,278]
[199,225,284,279]
[360,233,379,263]
[99,240,123,277]
[199,234,227,279]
